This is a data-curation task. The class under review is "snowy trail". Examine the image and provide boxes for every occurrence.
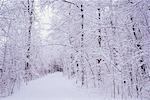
[3,72,104,100]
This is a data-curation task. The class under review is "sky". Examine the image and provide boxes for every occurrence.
[35,0,54,40]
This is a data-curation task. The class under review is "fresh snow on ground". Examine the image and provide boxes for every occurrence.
[2,72,137,100]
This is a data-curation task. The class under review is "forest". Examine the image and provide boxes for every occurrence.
[0,0,150,100]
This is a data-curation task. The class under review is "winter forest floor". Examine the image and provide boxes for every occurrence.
[2,72,103,100]
[2,72,139,100]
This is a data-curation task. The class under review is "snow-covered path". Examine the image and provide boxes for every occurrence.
[3,72,104,100]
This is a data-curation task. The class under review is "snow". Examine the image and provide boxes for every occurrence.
[2,72,102,100]
[1,72,140,100]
